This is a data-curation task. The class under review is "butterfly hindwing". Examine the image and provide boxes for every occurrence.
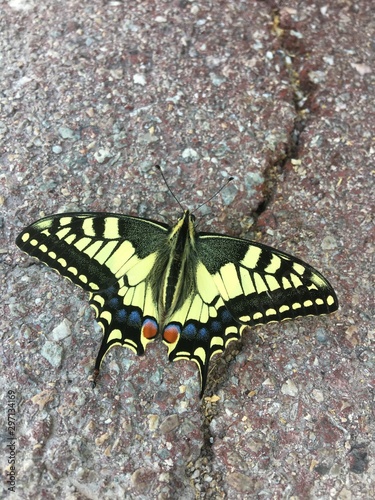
[89,280,159,371]
[162,290,246,396]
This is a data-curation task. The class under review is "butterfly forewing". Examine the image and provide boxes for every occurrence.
[196,233,338,326]
[16,213,169,290]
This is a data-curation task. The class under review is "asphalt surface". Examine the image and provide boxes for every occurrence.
[1,1,374,498]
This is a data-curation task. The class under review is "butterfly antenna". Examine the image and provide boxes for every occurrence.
[194,176,234,212]
[155,165,184,211]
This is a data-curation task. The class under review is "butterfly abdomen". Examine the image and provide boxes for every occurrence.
[158,211,198,316]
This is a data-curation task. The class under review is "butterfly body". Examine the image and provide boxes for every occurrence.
[16,209,338,396]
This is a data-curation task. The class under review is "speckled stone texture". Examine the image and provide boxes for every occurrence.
[1,0,374,498]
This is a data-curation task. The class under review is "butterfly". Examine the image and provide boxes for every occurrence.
[16,209,338,396]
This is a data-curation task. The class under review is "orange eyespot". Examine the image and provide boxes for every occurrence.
[163,325,180,344]
[142,319,158,339]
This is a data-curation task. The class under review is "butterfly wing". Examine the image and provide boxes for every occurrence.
[16,213,170,369]
[197,233,338,324]
[163,232,338,396]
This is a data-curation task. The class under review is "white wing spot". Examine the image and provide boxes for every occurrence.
[188,294,203,322]
[55,228,70,240]
[74,237,91,251]
[84,240,103,258]
[108,329,122,342]
[239,315,251,322]
[126,253,157,286]
[241,246,262,269]
[92,294,105,307]
[254,273,268,293]
[82,218,96,237]
[220,263,243,299]
[100,310,112,324]
[292,263,305,275]
[131,281,146,310]
[65,234,76,245]
[213,273,229,301]
[266,308,277,316]
[327,295,335,306]
[124,338,138,353]
[210,336,224,348]
[265,275,280,291]
[94,241,118,265]
[265,254,282,273]
[225,325,239,335]
[208,305,219,318]
[199,303,210,323]
[239,267,256,295]
[90,303,99,316]
[311,273,326,288]
[308,283,319,291]
[59,217,73,226]
[123,286,135,305]
[194,347,206,364]
[196,262,218,303]
[290,274,303,288]
[282,277,292,289]
[104,217,121,239]
[105,240,135,275]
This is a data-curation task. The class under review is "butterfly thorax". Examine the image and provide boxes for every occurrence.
[154,210,197,323]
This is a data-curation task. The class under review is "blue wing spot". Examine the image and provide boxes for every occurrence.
[143,318,158,329]
[198,328,209,341]
[116,309,127,322]
[128,310,141,327]
[104,285,117,298]
[221,309,234,324]
[182,323,197,338]
[109,297,120,309]
[211,320,221,332]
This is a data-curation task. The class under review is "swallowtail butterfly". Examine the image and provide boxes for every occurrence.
[16,208,338,396]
